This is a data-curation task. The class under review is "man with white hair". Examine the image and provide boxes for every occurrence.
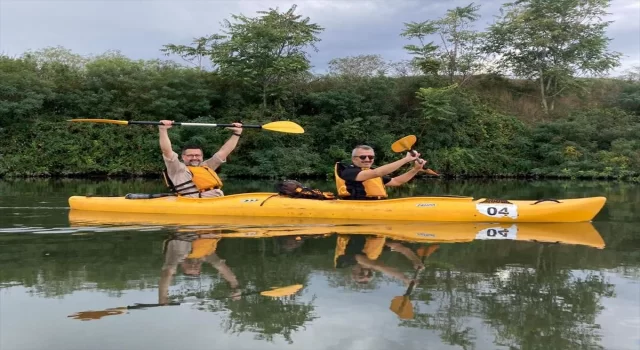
[334,145,425,200]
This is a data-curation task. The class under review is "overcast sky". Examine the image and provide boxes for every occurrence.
[0,0,638,76]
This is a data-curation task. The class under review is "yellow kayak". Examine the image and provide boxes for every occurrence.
[68,192,606,223]
[68,210,605,248]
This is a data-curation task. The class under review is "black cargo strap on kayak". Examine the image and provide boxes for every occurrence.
[259,194,279,207]
[479,198,512,204]
[532,198,561,204]
[125,193,175,200]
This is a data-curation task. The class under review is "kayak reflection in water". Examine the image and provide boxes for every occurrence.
[160,230,241,304]
[334,235,431,285]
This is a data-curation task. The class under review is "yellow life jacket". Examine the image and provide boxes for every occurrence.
[333,235,386,268]
[163,165,223,197]
[187,238,220,259]
[334,162,388,199]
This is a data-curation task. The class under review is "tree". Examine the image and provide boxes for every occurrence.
[402,4,485,82]
[208,5,323,109]
[434,3,485,84]
[400,21,441,76]
[327,54,389,78]
[483,0,622,115]
[161,35,224,70]
[387,59,422,77]
[400,3,485,83]
[22,46,87,70]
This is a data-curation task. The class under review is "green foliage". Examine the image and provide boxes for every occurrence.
[327,54,389,78]
[615,67,640,115]
[530,108,640,178]
[0,121,161,177]
[0,56,54,126]
[617,82,640,115]
[415,85,532,175]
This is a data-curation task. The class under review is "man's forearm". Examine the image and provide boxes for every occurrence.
[159,129,173,158]
[356,158,410,181]
[215,134,241,160]
[389,168,420,185]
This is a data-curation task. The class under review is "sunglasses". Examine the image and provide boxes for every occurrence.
[355,155,375,160]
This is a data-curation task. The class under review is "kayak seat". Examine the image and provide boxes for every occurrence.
[334,162,349,198]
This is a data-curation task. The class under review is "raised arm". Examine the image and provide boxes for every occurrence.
[385,242,426,270]
[158,120,174,159]
[354,254,413,286]
[212,122,243,162]
[355,152,420,182]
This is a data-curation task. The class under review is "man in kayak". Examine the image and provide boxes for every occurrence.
[160,230,241,304]
[158,120,243,197]
[334,235,431,286]
[335,145,425,200]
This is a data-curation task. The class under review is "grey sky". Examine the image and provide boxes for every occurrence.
[0,0,638,76]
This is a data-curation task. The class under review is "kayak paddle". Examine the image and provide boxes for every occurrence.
[67,284,304,321]
[389,244,439,319]
[127,283,304,309]
[391,135,439,176]
[68,119,305,134]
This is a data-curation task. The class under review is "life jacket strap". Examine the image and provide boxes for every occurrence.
[162,169,219,197]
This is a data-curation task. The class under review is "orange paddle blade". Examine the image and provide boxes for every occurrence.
[390,296,414,319]
[391,135,417,153]
[423,168,440,176]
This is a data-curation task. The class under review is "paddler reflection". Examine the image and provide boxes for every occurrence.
[160,229,241,304]
[334,234,438,286]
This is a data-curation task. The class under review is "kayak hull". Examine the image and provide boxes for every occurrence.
[67,192,607,223]
[67,211,605,248]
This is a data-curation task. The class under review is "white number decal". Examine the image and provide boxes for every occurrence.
[475,225,518,240]
[476,203,518,219]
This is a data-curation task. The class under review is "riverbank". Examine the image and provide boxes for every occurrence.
[1,52,638,181]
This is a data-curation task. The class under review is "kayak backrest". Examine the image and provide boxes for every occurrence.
[334,162,351,198]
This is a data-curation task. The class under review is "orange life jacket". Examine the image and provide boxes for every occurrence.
[334,162,388,199]
[334,235,386,268]
[163,165,223,197]
[187,238,220,259]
